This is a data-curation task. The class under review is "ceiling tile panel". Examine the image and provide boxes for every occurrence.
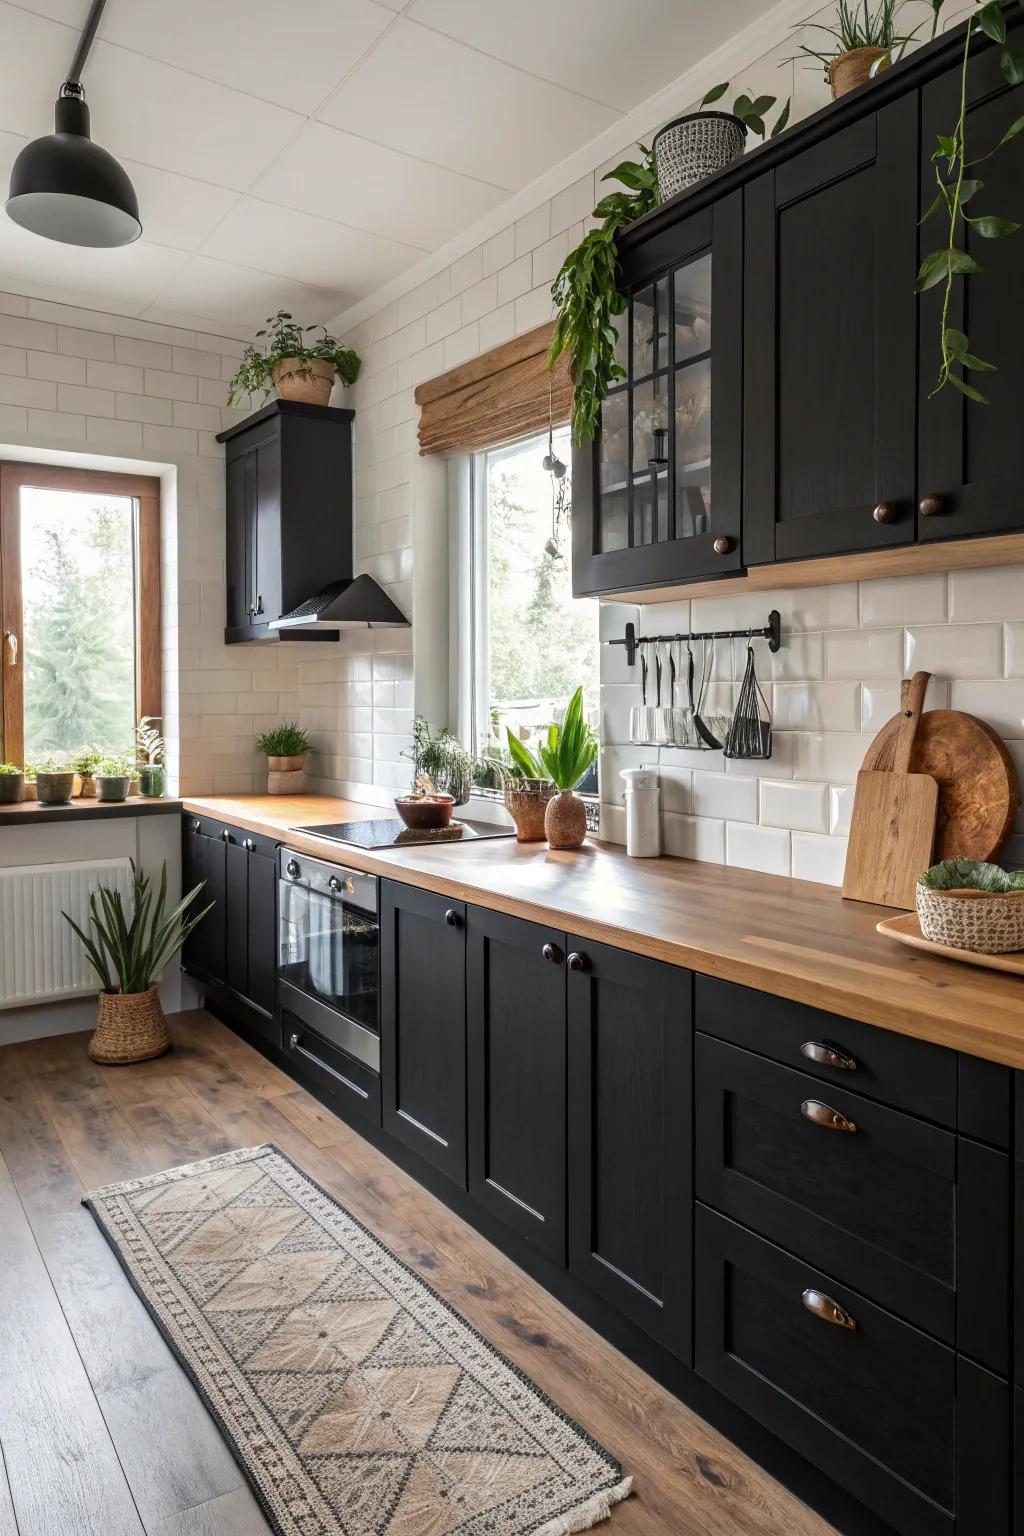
[0,5,75,138]
[318,18,617,188]
[0,216,190,308]
[252,122,505,249]
[152,252,348,329]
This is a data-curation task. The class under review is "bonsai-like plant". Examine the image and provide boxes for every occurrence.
[917,1,1024,401]
[918,857,1024,891]
[535,687,598,791]
[135,718,164,766]
[63,860,212,996]
[404,716,475,802]
[791,0,947,77]
[255,722,312,758]
[227,311,361,407]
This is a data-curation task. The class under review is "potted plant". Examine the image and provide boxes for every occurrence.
[536,687,599,851]
[227,311,361,409]
[62,860,212,1063]
[255,721,312,794]
[0,762,24,804]
[791,0,947,100]
[652,82,791,202]
[35,757,75,806]
[72,747,102,798]
[404,716,475,805]
[22,761,36,800]
[95,754,133,802]
[501,731,556,843]
[917,858,1024,953]
[135,717,166,798]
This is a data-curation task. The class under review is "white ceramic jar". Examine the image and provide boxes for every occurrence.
[620,767,661,858]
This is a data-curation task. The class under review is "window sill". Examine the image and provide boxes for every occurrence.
[0,796,182,827]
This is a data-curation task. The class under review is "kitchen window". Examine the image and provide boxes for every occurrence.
[452,427,600,794]
[0,462,161,767]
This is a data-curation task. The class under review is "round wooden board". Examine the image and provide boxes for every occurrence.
[861,709,1019,861]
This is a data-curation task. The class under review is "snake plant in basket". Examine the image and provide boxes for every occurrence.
[63,860,213,1064]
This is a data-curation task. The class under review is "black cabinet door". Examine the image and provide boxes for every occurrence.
[246,848,277,1022]
[224,837,248,998]
[572,192,743,596]
[380,881,467,1186]
[918,38,1024,543]
[466,906,566,1264]
[181,820,226,986]
[744,99,919,563]
[253,433,282,630]
[224,449,253,631]
[567,938,692,1360]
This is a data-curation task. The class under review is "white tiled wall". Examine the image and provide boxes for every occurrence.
[598,569,1024,885]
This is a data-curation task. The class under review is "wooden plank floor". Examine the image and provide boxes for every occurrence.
[0,1011,836,1536]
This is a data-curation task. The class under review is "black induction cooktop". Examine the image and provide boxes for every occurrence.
[290,817,516,850]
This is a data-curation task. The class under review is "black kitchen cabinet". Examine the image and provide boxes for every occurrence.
[572,193,743,595]
[466,906,567,1264]
[181,815,227,986]
[217,400,353,643]
[743,100,919,564]
[380,880,467,1186]
[567,937,692,1360]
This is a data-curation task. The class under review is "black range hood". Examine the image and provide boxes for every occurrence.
[270,573,409,633]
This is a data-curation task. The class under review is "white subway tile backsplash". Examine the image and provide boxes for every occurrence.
[760,778,828,832]
[657,763,691,815]
[860,572,947,627]
[906,621,1002,678]
[792,832,847,886]
[1004,624,1024,677]
[826,628,903,679]
[691,771,757,823]
[726,822,791,876]
[771,632,824,681]
[789,731,867,784]
[949,680,1024,739]
[774,681,860,732]
[950,564,1024,623]
[663,811,725,863]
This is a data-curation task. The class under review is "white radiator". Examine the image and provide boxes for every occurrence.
[0,859,134,1009]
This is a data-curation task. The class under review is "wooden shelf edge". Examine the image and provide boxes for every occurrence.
[597,531,1024,605]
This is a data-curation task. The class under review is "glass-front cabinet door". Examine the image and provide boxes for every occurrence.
[572,192,742,596]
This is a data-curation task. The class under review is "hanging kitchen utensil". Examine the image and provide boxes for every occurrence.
[629,643,655,745]
[653,640,674,745]
[693,636,725,750]
[724,639,772,759]
[842,670,938,910]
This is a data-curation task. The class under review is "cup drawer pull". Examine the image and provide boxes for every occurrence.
[801,1039,857,1072]
[802,1288,857,1331]
[801,1099,857,1133]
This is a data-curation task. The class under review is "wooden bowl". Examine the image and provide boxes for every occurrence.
[394,794,455,830]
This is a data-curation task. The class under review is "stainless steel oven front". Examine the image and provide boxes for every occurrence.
[277,847,379,1071]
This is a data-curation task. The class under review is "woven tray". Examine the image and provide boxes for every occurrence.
[876,913,1024,976]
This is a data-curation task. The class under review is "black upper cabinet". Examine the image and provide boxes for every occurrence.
[572,193,743,595]
[218,400,353,643]
[918,40,1024,542]
[744,100,919,564]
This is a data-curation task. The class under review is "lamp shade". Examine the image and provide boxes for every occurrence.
[6,93,141,248]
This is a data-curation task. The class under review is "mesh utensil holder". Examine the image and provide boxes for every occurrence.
[653,113,746,201]
[724,643,772,759]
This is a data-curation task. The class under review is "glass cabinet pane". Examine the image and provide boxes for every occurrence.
[632,375,669,545]
[633,276,669,377]
[675,357,712,538]
[600,390,628,493]
[674,254,712,363]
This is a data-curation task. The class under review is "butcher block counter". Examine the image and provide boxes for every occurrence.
[183,792,1024,1068]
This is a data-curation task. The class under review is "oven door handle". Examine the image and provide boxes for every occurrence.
[287,1032,370,1100]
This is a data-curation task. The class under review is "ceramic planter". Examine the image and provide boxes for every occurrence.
[504,781,555,843]
[271,357,335,406]
[267,752,307,796]
[653,112,746,201]
[916,884,1024,955]
[96,774,131,802]
[828,46,889,99]
[88,985,169,1064]
[138,764,165,798]
[544,789,588,851]
[0,772,23,804]
[35,771,75,806]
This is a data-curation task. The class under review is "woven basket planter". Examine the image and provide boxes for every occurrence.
[504,782,555,843]
[828,46,889,99]
[653,112,745,201]
[916,884,1024,955]
[88,985,170,1064]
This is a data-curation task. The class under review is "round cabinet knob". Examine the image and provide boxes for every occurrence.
[328,875,341,893]
[713,536,734,556]
[444,908,460,928]
[221,828,231,841]
[919,493,945,517]
[286,860,300,880]
[873,502,897,524]
[566,951,587,973]
[243,837,255,851]
[541,942,563,965]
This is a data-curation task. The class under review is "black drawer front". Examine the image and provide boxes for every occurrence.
[696,975,956,1126]
[282,1013,381,1129]
[696,1033,957,1344]
[696,1207,996,1536]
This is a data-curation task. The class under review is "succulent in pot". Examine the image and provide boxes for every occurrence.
[916,858,1024,954]
[135,717,166,798]
[227,311,361,409]
[35,757,75,806]
[95,754,133,802]
[535,687,598,852]
[0,762,24,804]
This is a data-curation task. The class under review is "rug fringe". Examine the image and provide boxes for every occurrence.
[532,1475,634,1536]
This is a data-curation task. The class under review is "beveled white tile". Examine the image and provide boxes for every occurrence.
[862,678,948,731]
[600,743,657,805]
[725,822,791,876]
[600,684,642,746]
[662,811,725,864]
[658,764,691,816]
[950,564,1024,624]
[771,632,824,681]
[599,601,638,642]
[826,628,903,680]
[905,622,1001,679]
[600,803,626,844]
[829,784,854,836]
[860,572,947,627]
[690,771,757,823]
[1003,623,1024,678]
[949,680,1024,740]
[760,778,828,833]
[774,682,860,732]
[791,832,847,887]
[724,731,793,778]
[789,731,867,784]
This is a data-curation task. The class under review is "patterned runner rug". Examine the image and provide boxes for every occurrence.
[85,1143,632,1536]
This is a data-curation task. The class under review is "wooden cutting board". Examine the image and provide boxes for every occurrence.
[877,912,1024,976]
[842,671,937,910]
[860,695,1018,862]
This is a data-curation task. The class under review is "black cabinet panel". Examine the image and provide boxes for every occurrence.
[225,839,248,998]
[466,907,566,1263]
[567,939,692,1359]
[282,1009,381,1129]
[181,819,226,987]
[181,814,276,1041]
[247,850,277,1021]
[380,881,467,1186]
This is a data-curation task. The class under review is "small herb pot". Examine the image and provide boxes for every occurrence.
[0,772,24,804]
[652,111,745,201]
[36,771,75,806]
[138,764,165,798]
[271,357,334,406]
[267,753,307,773]
[96,774,131,803]
[78,773,97,798]
[544,789,588,851]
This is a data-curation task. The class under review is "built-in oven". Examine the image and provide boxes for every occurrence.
[277,848,380,1084]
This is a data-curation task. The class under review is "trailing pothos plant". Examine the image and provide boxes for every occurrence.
[918,0,1024,401]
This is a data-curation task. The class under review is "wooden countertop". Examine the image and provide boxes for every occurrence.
[183,793,1024,1070]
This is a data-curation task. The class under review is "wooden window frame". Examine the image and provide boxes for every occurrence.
[0,461,161,766]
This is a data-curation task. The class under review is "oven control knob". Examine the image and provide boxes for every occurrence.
[328,876,341,893]
[286,860,300,880]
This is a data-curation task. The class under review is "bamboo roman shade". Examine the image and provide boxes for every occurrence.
[414,320,571,456]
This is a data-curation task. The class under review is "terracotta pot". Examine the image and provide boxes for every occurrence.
[395,794,455,830]
[267,753,307,773]
[828,46,889,99]
[22,781,36,800]
[78,774,97,798]
[544,789,588,850]
[88,985,170,1065]
[504,782,555,843]
[271,357,335,406]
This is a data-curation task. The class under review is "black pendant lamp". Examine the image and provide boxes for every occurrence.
[6,0,141,248]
